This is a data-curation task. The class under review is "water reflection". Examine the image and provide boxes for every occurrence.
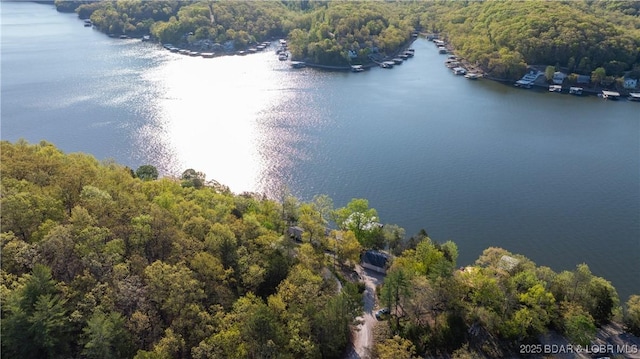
[143,47,323,194]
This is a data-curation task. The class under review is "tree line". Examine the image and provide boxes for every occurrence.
[55,0,639,78]
[1,140,366,359]
[375,240,640,358]
[2,140,639,358]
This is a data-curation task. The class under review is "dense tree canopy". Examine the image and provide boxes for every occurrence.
[1,141,636,358]
[57,0,640,75]
[376,244,625,358]
[0,140,362,359]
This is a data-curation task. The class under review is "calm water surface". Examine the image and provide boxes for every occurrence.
[2,2,638,300]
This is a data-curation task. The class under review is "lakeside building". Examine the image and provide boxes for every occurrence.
[361,250,390,274]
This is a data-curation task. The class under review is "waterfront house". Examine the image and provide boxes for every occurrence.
[361,250,389,274]
[576,75,591,85]
[624,77,638,89]
[552,71,567,85]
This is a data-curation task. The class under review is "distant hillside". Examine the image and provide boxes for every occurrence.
[54,0,639,78]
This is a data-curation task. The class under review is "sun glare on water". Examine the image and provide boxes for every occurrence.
[143,49,295,193]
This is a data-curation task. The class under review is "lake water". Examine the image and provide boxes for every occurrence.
[2,2,638,300]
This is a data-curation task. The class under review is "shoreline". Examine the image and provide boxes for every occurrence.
[117,28,639,99]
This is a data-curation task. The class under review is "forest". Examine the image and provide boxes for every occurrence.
[54,0,640,79]
[2,140,640,358]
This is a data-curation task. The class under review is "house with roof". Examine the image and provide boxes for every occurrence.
[576,75,591,84]
[361,250,390,273]
[287,226,304,242]
[552,71,567,85]
[624,77,638,89]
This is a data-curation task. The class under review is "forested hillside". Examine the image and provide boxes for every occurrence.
[55,0,640,78]
[2,141,640,358]
[0,140,364,359]
[374,242,640,358]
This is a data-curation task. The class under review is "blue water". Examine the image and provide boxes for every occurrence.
[1,2,638,300]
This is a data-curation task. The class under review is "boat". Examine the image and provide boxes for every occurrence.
[142,35,150,42]
[237,50,246,56]
[452,67,467,75]
[438,46,448,54]
[628,93,640,102]
[569,87,583,95]
[119,34,129,39]
[200,52,215,58]
[188,51,200,56]
[351,65,364,72]
[601,90,621,100]
[403,51,414,58]
[381,61,395,68]
[464,73,481,80]
[83,19,92,27]
[179,49,190,55]
[291,61,306,68]
[549,85,563,92]
[445,60,460,68]
[392,58,404,65]
[256,45,265,51]
[278,53,288,61]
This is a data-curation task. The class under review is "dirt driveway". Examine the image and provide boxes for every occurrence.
[344,265,386,359]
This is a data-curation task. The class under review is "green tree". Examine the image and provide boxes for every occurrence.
[545,65,556,82]
[181,168,206,188]
[374,335,417,359]
[2,265,71,359]
[82,309,134,359]
[591,67,607,85]
[135,165,159,181]
[561,303,596,346]
[624,295,640,336]
[333,198,383,248]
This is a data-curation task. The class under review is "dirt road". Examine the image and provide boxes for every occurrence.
[344,265,386,359]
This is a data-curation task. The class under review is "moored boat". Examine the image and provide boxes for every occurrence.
[628,93,640,102]
[549,85,562,92]
[464,73,481,80]
[351,65,364,72]
[601,90,621,100]
[381,61,395,68]
[291,61,306,68]
[569,87,583,95]
[452,67,466,75]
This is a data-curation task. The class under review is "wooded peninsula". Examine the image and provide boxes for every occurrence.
[54,0,640,81]
[2,140,639,358]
